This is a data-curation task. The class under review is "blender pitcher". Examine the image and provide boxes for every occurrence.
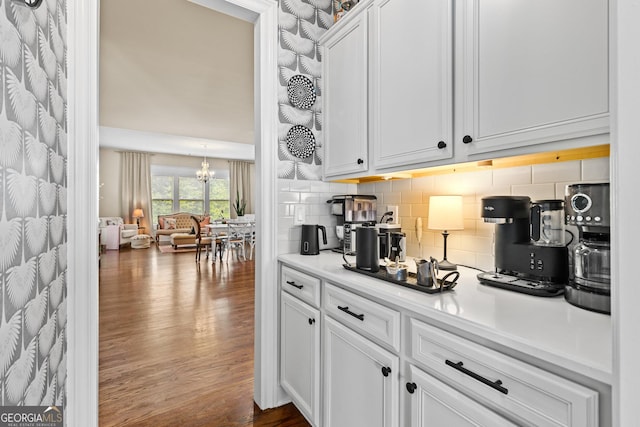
[531,200,565,246]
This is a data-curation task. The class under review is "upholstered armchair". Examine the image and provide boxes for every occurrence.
[99,217,139,250]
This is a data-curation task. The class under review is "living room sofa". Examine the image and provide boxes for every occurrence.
[99,217,139,250]
[155,212,210,247]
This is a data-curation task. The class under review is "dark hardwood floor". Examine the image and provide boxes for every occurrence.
[99,245,309,426]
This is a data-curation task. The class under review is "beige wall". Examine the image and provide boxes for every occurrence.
[99,0,254,144]
[99,148,231,217]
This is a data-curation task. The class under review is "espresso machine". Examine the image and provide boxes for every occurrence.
[564,183,610,314]
[328,195,377,254]
[478,196,568,296]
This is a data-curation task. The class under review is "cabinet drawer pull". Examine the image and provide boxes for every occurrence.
[462,135,473,144]
[308,318,315,325]
[437,140,447,149]
[337,305,364,321]
[406,382,417,394]
[381,366,391,377]
[357,158,364,165]
[445,359,508,395]
[286,280,303,289]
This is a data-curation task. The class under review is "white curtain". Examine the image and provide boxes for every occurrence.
[120,152,153,230]
[229,160,255,218]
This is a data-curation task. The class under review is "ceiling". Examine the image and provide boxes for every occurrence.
[99,0,255,160]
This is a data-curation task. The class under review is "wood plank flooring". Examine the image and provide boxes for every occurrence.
[99,246,310,426]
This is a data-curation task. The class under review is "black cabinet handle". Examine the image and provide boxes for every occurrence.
[406,382,417,394]
[381,366,391,377]
[286,280,303,289]
[445,360,508,395]
[437,141,447,149]
[308,318,315,325]
[463,135,473,144]
[337,305,364,321]
[357,158,364,165]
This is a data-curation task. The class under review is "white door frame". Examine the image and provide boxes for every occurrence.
[67,0,280,425]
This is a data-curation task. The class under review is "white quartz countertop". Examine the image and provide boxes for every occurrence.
[278,251,612,385]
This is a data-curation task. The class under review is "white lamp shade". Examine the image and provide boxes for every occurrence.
[428,196,463,231]
[132,208,144,218]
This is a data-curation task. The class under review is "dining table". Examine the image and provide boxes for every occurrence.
[205,219,256,261]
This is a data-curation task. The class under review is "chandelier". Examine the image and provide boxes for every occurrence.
[196,153,213,183]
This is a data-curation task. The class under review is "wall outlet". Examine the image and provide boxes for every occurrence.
[386,205,399,223]
[293,205,306,225]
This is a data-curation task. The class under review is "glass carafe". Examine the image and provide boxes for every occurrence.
[573,235,611,291]
[531,200,565,246]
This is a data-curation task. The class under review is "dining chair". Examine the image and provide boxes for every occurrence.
[190,216,213,263]
[225,222,253,262]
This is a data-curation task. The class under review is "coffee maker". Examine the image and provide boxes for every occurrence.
[477,196,568,296]
[328,195,377,254]
[564,183,610,314]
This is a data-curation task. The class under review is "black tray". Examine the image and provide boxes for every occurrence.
[342,264,457,295]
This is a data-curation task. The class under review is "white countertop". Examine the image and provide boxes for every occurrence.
[278,251,612,385]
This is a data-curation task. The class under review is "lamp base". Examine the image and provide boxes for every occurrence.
[438,259,458,271]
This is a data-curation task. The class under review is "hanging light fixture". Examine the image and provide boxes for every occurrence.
[196,148,214,183]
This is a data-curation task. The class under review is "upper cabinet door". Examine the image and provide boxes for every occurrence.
[371,0,453,170]
[458,0,609,155]
[322,11,369,178]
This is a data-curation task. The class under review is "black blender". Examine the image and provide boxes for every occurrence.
[564,183,611,314]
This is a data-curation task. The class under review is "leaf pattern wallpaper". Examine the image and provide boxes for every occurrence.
[0,0,67,410]
[277,0,333,180]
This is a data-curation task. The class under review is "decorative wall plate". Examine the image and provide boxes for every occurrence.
[287,75,316,109]
[286,125,316,159]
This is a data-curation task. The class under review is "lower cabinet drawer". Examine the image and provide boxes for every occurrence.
[281,265,321,308]
[410,319,598,427]
[324,283,400,351]
[406,364,516,426]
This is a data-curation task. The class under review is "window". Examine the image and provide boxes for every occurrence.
[209,178,230,220]
[151,166,230,223]
[151,176,174,218]
[178,177,204,213]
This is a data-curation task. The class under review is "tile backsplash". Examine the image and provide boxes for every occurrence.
[278,157,610,270]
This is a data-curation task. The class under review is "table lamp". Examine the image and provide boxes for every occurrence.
[428,195,463,270]
[132,208,144,226]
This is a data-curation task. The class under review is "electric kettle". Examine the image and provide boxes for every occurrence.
[300,224,327,255]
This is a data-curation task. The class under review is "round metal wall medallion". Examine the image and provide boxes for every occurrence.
[287,75,316,110]
[286,125,316,159]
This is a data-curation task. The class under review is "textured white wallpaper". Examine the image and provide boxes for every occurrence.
[0,0,67,408]
[277,0,333,181]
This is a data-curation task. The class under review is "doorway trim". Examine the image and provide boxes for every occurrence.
[67,0,280,424]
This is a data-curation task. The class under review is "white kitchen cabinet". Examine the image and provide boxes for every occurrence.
[410,318,599,427]
[457,0,609,156]
[280,291,320,426]
[321,8,369,178]
[323,316,399,427]
[405,364,516,427]
[370,0,453,169]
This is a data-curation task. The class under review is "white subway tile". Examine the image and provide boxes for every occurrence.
[279,191,300,203]
[290,180,311,192]
[401,191,423,204]
[374,180,392,193]
[383,193,402,204]
[412,204,428,218]
[532,161,581,184]
[277,179,290,192]
[309,180,331,192]
[398,204,411,217]
[477,186,512,200]
[359,183,376,194]
[581,157,610,182]
[476,253,494,271]
[511,183,555,200]
[411,176,435,192]
[555,182,576,200]
[391,178,412,192]
[493,165,531,186]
